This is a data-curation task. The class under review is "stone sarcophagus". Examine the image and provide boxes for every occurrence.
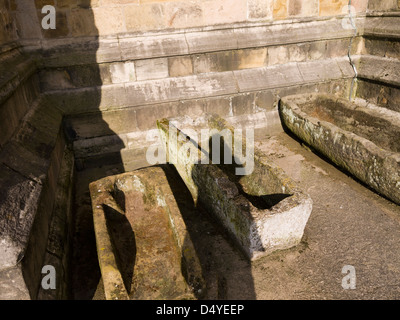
[280,93,400,205]
[157,114,313,260]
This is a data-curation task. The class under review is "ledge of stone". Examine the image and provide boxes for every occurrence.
[45,57,355,115]
[363,16,400,39]
[0,52,38,107]
[30,17,361,68]
[355,54,400,87]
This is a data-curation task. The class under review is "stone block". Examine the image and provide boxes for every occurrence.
[0,89,30,147]
[185,29,237,54]
[92,6,125,35]
[0,266,30,299]
[110,62,136,83]
[268,46,289,66]
[99,63,113,85]
[123,3,166,32]
[193,51,237,74]
[319,0,348,16]
[204,96,232,118]
[46,87,100,114]
[120,33,188,60]
[247,0,273,20]
[231,93,256,116]
[40,38,100,67]
[56,0,72,9]
[273,0,288,19]
[368,0,398,11]
[0,163,43,270]
[351,0,368,12]
[67,112,115,139]
[255,90,277,111]
[103,108,138,134]
[386,40,400,60]
[135,58,168,81]
[124,72,238,108]
[96,38,121,63]
[135,103,179,131]
[237,48,268,69]
[34,0,55,9]
[289,0,318,16]
[168,56,193,77]
[234,64,303,92]
[288,44,308,62]
[164,1,203,28]
[307,41,326,60]
[39,69,75,91]
[201,0,247,26]
[69,8,99,37]
[326,39,350,58]
[298,59,343,82]
[15,3,42,40]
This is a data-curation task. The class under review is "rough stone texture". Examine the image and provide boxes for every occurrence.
[67,78,351,170]
[356,55,400,88]
[12,0,365,54]
[24,16,361,69]
[37,147,74,300]
[0,266,30,300]
[268,46,289,66]
[1,0,397,301]
[356,79,400,113]
[247,0,273,20]
[0,164,42,269]
[280,93,400,205]
[89,167,205,300]
[368,0,398,11]
[0,51,74,299]
[319,0,348,16]
[135,58,168,81]
[273,0,288,19]
[0,0,18,46]
[157,114,313,260]
[168,56,193,77]
[289,0,318,17]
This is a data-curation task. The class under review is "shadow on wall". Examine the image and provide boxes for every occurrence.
[54,1,126,300]
[34,0,259,300]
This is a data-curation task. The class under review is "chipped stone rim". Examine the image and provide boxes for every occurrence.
[157,113,313,260]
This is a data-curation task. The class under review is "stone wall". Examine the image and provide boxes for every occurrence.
[12,0,369,43]
[0,0,398,300]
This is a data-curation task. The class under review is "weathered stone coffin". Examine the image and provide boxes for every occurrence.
[157,114,313,260]
[89,167,205,300]
[280,93,400,205]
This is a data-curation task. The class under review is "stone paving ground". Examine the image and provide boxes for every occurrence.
[71,130,400,300]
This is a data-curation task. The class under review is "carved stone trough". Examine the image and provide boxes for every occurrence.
[89,167,205,300]
[280,93,400,205]
[157,114,313,260]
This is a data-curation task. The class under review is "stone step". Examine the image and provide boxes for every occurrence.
[44,57,355,116]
